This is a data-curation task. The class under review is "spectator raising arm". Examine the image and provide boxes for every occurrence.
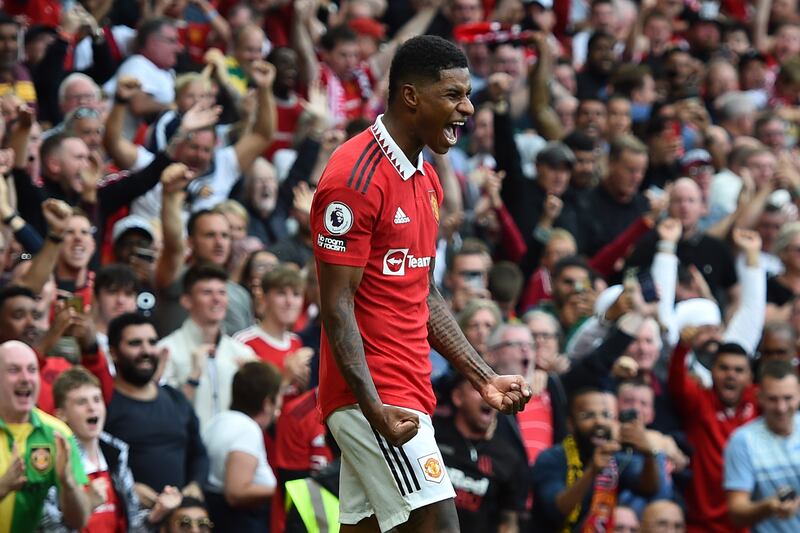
[102,76,144,171]
[233,60,277,174]
[155,163,195,290]
[14,199,71,294]
[527,32,564,141]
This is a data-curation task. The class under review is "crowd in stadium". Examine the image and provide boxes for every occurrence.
[0,0,799,531]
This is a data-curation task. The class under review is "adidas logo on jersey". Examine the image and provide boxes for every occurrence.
[394,207,410,224]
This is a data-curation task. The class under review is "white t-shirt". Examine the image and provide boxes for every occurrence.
[74,26,136,71]
[103,54,176,138]
[202,410,276,493]
[129,144,241,219]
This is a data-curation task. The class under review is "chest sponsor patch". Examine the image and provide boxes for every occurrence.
[317,233,346,252]
[324,201,354,235]
[382,248,432,276]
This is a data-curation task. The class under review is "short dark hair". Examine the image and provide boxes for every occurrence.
[552,256,593,282]
[107,313,155,351]
[488,261,524,304]
[40,133,72,167]
[186,209,225,237]
[588,31,614,53]
[0,285,35,310]
[135,17,175,52]
[568,386,610,415]
[94,264,138,297]
[563,130,596,153]
[53,366,100,409]
[758,359,798,382]
[320,24,357,52]
[182,262,228,295]
[712,342,750,366]
[168,496,208,523]
[230,361,282,416]
[388,35,468,105]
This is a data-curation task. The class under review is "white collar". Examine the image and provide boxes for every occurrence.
[370,114,425,181]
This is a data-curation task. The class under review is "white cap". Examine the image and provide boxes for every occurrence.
[673,298,722,330]
[112,215,155,243]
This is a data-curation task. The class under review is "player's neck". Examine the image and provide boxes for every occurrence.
[381,112,423,164]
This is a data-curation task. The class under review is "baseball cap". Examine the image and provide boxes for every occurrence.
[348,17,386,40]
[536,141,575,168]
[112,215,155,243]
[680,149,712,171]
[523,0,553,8]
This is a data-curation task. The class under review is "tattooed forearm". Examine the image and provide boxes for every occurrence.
[427,284,495,388]
[322,287,382,416]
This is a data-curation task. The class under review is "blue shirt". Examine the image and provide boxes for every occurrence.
[724,413,800,533]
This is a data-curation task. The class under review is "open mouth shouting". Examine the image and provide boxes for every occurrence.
[444,120,465,147]
[13,385,35,406]
[86,416,100,430]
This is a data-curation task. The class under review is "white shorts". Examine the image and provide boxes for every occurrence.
[326,405,456,532]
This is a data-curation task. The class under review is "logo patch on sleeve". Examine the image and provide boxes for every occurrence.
[317,234,347,252]
[324,202,354,235]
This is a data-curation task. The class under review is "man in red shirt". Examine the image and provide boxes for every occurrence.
[310,35,530,532]
[669,334,758,533]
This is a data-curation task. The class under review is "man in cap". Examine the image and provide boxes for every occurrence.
[501,141,579,243]
[111,214,158,291]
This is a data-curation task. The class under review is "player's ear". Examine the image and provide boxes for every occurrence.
[402,83,419,110]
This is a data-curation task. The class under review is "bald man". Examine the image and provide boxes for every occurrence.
[641,500,685,532]
[627,177,739,309]
[0,341,90,531]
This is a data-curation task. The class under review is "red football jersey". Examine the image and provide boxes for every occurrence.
[271,388,333,533]
[310,115,443,420]
[233,325,303,370]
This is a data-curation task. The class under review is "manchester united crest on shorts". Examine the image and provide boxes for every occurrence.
[429,192,439,223]
[418,452,443,483]
[30,445,53,473]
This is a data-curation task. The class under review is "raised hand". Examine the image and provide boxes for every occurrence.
[42,199,73,237]
[15,104,34,130]
[656,217,682,244]
[732,227,762,255]
[179,103,222,133]
[250,60,276,89]
[541,194,563,225]
[0,442,27,497]
[486,72,513,103]
[115,76,142,102]
[480,374,532,414]
[54,432,72,482]
[284,347,313,388]
[160,163,195,195]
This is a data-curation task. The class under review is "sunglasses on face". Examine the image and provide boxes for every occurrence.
[175,516,214,531]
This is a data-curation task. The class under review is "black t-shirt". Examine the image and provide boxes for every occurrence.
[434,416,527,533]
[766,276,795,306]
[577,186,650,256]
[626,229,738,307]
[105,385,209,492]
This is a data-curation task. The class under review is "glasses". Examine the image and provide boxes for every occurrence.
[530,332,557,341]
[69,107,100,121]
[175,516,214,531]
[493,340,535,351]
[687,165,713,177]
